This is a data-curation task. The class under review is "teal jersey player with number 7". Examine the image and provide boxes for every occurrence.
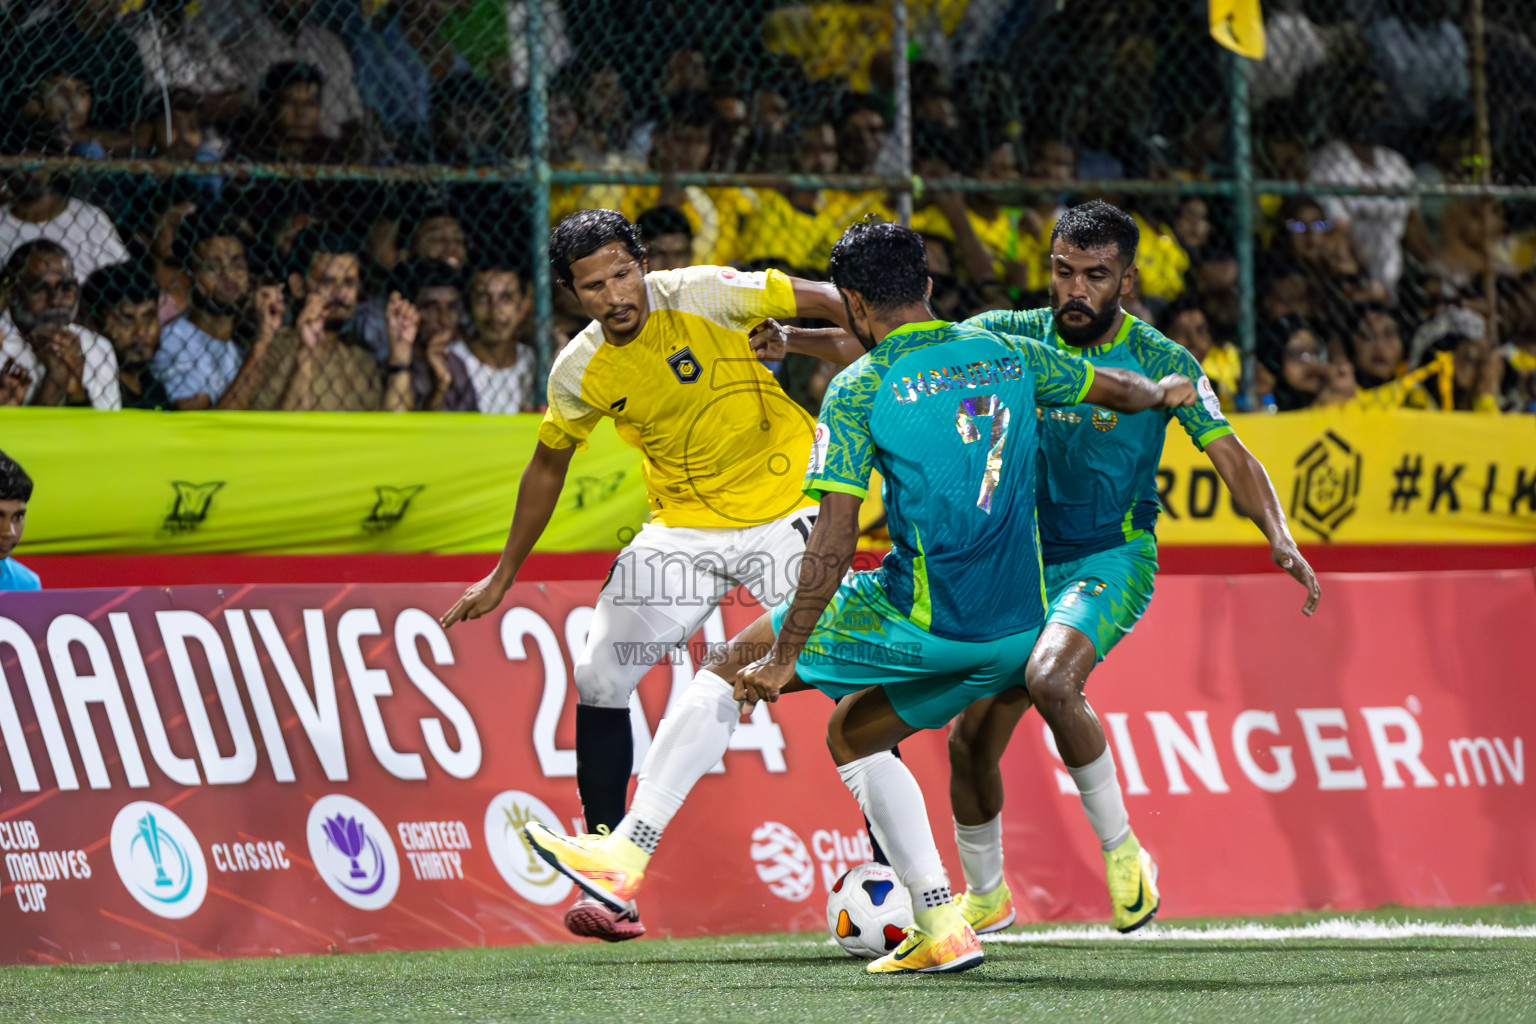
[522,218,1199,975]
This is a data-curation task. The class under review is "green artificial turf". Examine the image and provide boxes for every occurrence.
[1,905,1532,1024]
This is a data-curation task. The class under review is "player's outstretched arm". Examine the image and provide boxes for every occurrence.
[738,490,861,708]
[1083,367,1198,414]
[440,441,578,628]
[1204,434,1321,616]
[748,321,865,367]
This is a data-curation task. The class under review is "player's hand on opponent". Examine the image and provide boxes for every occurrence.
[440,571,512,629]
[1272,541,1321,617]
[736,652,796,713]
[748,319,789,361]
[1153,374,1197,410]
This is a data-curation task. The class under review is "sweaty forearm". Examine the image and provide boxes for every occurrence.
[773,510,859,659]
[786,326,865,368]
[1207,438,1292,547]
[1085,366,1166,414]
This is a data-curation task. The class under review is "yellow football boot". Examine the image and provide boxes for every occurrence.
[523,822,648,914]
[953,882,1016,935]
[1104,832,1159,933]
[867,904,984,975]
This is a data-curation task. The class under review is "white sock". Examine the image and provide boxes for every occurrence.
[837,752,950,913]
[953,815,1004,895]
[1067,745,1131,851]
[616,670,739,853]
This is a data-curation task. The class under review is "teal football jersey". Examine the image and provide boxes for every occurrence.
[806,319,1093,641]
[967,309,1234,562]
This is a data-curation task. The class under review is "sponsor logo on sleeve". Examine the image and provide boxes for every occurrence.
[718,268,767,289]
[1198,376,1225,420]
[809,423,829,475]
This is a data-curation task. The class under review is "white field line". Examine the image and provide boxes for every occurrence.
[979,920,1536,943]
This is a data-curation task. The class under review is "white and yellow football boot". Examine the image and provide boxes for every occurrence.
[1104,831,1159,933]
[523,822,648,915]
[867,904,984,975]
[953,881,1017,935]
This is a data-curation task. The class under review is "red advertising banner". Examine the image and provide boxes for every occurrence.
[0,572,1532,964]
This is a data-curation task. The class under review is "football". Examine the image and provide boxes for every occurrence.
[825,862,914,959]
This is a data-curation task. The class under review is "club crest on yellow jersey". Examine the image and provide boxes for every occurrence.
[667,347,702,383]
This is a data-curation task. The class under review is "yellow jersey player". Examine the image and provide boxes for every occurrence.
[441,209,846,942]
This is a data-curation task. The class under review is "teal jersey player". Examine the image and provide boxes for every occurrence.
[969,307,1233,564]
[806,318,1094,641]
[520,218,1209,977]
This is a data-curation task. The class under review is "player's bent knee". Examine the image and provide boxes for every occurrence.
[1026,668,1084,712]
[572,649,642,709]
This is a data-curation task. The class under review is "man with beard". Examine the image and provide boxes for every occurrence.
[82,262,170,410]
[759,201,1321,935]
[0,239,119,409]
[153,208,275,410]
[248,226,413,411]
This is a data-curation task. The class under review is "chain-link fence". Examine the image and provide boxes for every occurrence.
[0,0,1533,415]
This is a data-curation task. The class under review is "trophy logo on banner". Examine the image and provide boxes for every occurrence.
[110,802,208,919]
[483,790,573,905]
[306,795,401,910]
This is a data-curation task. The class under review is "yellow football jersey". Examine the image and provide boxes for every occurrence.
[539,266,816,529]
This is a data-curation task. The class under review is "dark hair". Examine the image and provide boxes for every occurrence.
[396,258,463,302]
[401,201,461,253]
[259,61,324,109]
[828,217,929,312]
[664,90,716,130]
[636,206,693,244]
[82,262,159,320]
[174,205,250,269]
[837,91,885,129]
[287,224,355,280]
[0,450,32,503]
[1257,315,1319,374]
[549,209,645,289]
[1050,199,1140,268]
[1,239,72,291]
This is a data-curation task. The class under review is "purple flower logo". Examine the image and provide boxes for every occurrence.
[319,813,385,894]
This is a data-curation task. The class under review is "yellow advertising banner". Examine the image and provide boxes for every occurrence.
[3,407,1534,555]
[1,409,649,555]
[1157,407,1536,545]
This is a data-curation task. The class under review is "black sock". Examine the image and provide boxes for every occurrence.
[866,743,901,866]
[575,704,633,833]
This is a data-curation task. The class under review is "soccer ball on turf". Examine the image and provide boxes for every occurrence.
[825,862,914,959]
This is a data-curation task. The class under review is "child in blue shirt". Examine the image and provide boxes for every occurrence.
[0,451,39,591]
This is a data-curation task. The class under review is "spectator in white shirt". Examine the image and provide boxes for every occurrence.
[454,260,537,415]
[0,163,129,285]
[1307,68,1433,294]
[0,239,120,409]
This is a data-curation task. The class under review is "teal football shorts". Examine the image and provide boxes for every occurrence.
[769,570,1040,730]
[1043,533,1159,660]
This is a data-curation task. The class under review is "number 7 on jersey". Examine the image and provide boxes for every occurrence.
[955,395,1011,513]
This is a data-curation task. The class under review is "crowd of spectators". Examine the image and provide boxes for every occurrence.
[2,0,1535,414]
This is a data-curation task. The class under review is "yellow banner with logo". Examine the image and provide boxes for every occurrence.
[2,410,650,555]
[4,408,1534,554]
[1158,408,1536,544]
